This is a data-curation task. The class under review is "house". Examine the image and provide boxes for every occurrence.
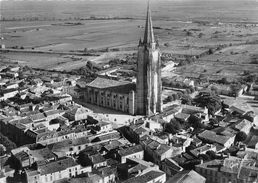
[118,157,160,180]
[198,130,235,148]
[195,156,258,183]
[170,135,192,152]
[124,119,155,144]
[97,166,117,183]
[63,85,84,99]
[30,78,43,86]
[66,106,92,121]
[244,113,258,126]
[4,82,19,89]
[190,144,216,157]
[181,105,209,121]
[11,146,56,169]
[117,145,144,164]
[122,170,166,183]
[0,88,18,101]
[44,109,65,122]
[9,66,20,72]
[247,136,258,149]
[228,106,247,116]
[91,131,121,143]
[102,140,123,155]
[160,158,183,177]
[48,137,89,158]
[141,137,180,166]
[68,174,103,183]
[25,157,92,183]
[174,113,190,122]
[95,121,113,133]
[231,119,252,135]
[96,66,121,77]
[84,153,107,168]
[5,72,19,78]
[166,170,206,183]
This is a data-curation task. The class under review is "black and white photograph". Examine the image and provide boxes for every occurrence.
[0,0,258,182]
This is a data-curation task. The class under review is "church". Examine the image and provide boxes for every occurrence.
[83,3,163,116]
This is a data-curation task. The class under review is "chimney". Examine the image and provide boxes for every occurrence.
[227,153,230,158]
[138,170,142,175]
[157,144,161,149]
[200,158,203,164]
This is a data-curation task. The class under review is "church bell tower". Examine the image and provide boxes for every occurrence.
[136,3,163,116]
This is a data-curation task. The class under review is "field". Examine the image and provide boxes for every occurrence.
[1,0,258,73]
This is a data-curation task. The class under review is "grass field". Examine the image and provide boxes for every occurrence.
[1,0,258,74]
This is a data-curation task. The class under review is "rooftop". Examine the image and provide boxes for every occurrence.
[118,145,143,157]
[198,130,232,146]
[39,157,78,175]
[167,170,206,183]
[86,77,136,94]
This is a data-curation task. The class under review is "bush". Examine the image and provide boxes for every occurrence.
[0,133,17,153]
[181,94,193,105]
[198,154,211,162]
[164,120,182,134]
[206,150,216,159]
[235,131,247,142]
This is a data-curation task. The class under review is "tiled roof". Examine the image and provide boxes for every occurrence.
[48,137,89,152]
[166,170,206,183]
[248,136,258,147]
[198,130,231,146]
[90,153,106,164]
[86,77,136,94]
[31,147,56,160]
[39,157,78,175]
[103,140,122,151]
[30,113,46,121]
[91,131,120,142]
[97,166,116,177]
[118,145,143,157]
[122,170,165,183]
[174,113,190,120]
[190,144,216,157]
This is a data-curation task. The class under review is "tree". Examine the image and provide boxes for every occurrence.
[235,131,247,142]
[245,74,257,83]
[172,93,178,100]
[177,92,183,99]
[220,77,229,84]
[86,61,93,70]
[0,133,17,153]
[167,95,173,102]
[210,85,219,94]
[230,84,241,96]
[198,154,211,162]
[164,120,182,134]
[206,150,216,160]
[181,94,193,105]
[209,118,219,126]
[189,87,195,93]
[208,48,215,55]
[194,91,222,116]
[188,115,204,129]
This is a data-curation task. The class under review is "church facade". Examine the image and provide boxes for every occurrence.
[83,4,162,116]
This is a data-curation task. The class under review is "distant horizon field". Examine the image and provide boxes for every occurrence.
[1,0,258,22]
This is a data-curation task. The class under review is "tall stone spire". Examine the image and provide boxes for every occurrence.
[143,2,155,44]
[136,2,163,116]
